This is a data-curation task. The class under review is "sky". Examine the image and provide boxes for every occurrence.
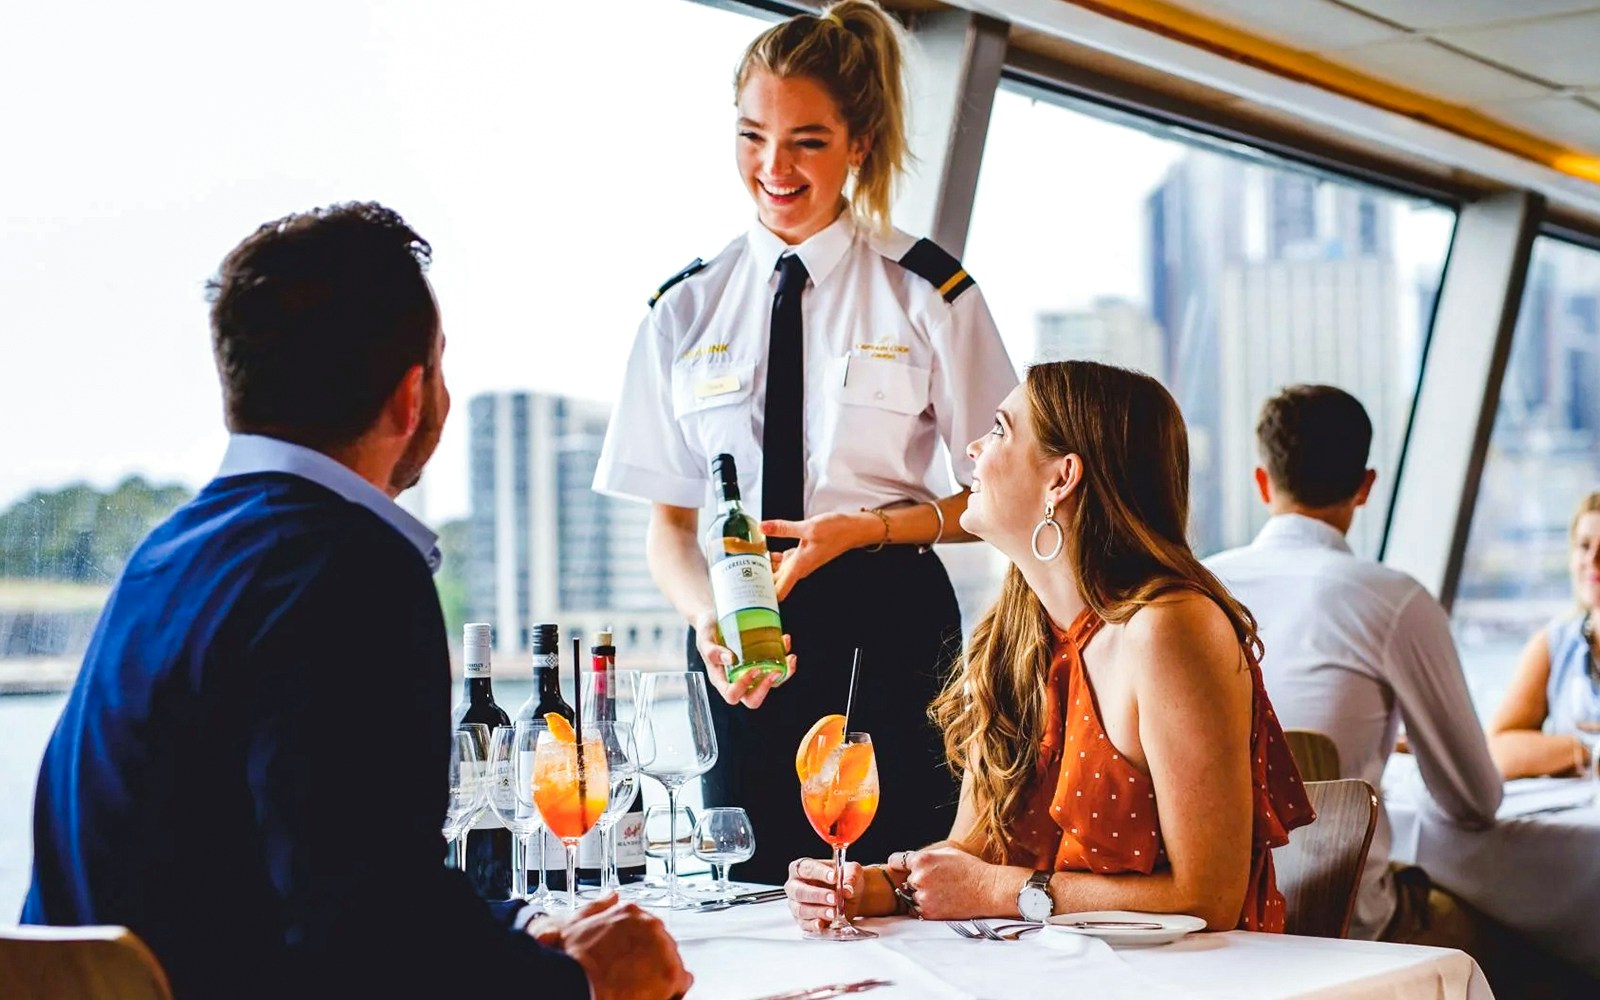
[0,0,1453,524]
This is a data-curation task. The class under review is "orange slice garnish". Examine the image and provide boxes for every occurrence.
[796,714,845,781]
[545,712,576,744]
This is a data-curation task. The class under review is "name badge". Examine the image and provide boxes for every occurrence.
[694,373,741,399]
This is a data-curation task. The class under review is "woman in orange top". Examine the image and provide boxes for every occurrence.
[784,360,1313,932]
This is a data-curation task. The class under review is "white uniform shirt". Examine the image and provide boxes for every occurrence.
[593,211,1018,519]
[1205,514,1502,940]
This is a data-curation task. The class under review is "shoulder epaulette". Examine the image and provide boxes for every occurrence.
[896,238,975,304]
[648,258,707,308]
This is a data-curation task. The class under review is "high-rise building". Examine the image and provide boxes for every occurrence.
[1034,297,1166,382]
[467,391,677,664]
[1145,151,1402,556]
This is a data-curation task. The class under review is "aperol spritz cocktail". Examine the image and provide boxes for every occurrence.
[797,717,879,941]
[533,714,610,911]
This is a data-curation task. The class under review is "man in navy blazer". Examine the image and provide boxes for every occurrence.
[22,203,692,1000]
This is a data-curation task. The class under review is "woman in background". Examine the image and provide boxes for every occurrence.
[1488,490,1600,778]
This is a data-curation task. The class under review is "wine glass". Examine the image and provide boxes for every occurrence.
[800,731,880,941]
[533,721,615,913]
[487,724,549,903]
[637,671,718,908]
[642,803,697,893]
[444,728,488,870]
[693,807,756,898]
[581,670,643,897]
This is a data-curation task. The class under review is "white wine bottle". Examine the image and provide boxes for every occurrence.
[705,453,788,683]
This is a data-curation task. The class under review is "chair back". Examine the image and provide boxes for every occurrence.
[1273,778,1379,938]
[1283,728,1341,782]
[0,925,173,1000]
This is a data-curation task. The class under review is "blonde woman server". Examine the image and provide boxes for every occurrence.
[593,0,1016,883]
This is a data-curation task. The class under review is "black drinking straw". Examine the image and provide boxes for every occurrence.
[843,647,863,734]
[572,637,587,814]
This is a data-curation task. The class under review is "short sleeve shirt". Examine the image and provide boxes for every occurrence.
[592,210,1018,519]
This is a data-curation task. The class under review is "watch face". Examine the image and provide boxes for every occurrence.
[1019,886,1051,922]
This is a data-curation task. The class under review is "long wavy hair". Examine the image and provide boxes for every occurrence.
[929,361,1261,858]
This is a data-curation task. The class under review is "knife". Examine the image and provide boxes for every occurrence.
[748,978,894,1000]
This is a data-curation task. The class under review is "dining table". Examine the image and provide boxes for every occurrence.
[661,891,1493,1000]
[1384,753,1600,979]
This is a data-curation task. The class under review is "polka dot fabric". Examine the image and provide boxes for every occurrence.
[1005,607,1315,932]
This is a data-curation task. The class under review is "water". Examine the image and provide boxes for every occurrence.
[0,644,1526,919]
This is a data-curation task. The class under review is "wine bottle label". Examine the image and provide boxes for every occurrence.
[464,657,491,678]
[710,553,779,615]
[468,761,504,829]
[532,653,559,671]
[576,826,605,867]
[614,811,647,867]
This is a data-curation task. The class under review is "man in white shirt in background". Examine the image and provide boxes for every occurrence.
[1205,384,1502,951]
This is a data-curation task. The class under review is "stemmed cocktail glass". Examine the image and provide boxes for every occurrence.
[800,731,879,941]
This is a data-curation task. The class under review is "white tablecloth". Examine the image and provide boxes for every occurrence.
[664,900,1491,1000]
[1385,755,1600,978]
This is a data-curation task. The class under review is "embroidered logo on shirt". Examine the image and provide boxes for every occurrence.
[854,342,909,361]
[679,343,731,364]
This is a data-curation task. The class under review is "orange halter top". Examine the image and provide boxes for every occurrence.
[1005,607,1314,932]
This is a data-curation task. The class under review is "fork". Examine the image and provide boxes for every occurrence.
[946,919,1006,941]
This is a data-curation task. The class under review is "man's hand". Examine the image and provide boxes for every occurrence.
[692,608,796,709]
[547,893,693,1000]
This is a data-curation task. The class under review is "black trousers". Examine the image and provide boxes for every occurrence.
[687,545,964,885]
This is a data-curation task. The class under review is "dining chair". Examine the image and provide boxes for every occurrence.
[1273,778,1378,939]
[1283,728,1341,782]
[0,925,173,1000]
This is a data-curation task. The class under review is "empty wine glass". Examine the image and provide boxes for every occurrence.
[642,803,697,896]
[487,724,548,903]
[693,807,755,898]
[581,670,643,897]
[637,672,718,909]
[444,728,488,869]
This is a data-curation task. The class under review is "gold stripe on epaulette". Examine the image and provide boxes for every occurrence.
[938,270,969,298]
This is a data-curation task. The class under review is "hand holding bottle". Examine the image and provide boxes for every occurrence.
[692,608,795,709]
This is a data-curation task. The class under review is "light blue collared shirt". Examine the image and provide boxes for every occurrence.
[215,434,442,574]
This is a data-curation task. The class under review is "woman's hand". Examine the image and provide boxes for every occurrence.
[784,857,865,932]
[762,512,881,600]
[691,608,796,709]
[897,846,1009,921]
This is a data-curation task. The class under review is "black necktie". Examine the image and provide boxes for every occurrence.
[763,254,808,546]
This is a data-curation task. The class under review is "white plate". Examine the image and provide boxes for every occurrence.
[1043,910,1206,948]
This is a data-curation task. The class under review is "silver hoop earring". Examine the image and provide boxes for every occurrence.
[1031,501,1063,562]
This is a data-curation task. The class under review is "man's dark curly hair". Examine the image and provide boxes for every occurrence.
[206,202,436,449]
[1256,384,1373,507]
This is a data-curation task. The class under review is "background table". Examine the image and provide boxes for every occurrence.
[664,900,1491,1000]
[1385,755,1600,979]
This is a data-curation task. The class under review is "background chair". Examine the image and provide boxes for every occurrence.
[1274,778,1379,939]
[1283,728,1341,782]
[0,925,172,1000]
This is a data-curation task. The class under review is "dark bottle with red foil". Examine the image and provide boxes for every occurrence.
[451,622,512,899]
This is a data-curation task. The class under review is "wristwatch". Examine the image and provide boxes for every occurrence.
[1017,870,1053,921]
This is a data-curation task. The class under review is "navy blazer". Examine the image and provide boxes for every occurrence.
[23,473,588,999]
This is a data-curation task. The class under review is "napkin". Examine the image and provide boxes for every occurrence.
[1497,777,1597,818]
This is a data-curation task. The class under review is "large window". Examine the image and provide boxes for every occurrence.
[964,83,1456,568]
[0,0,769,915]
[1454,237,1600,716]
